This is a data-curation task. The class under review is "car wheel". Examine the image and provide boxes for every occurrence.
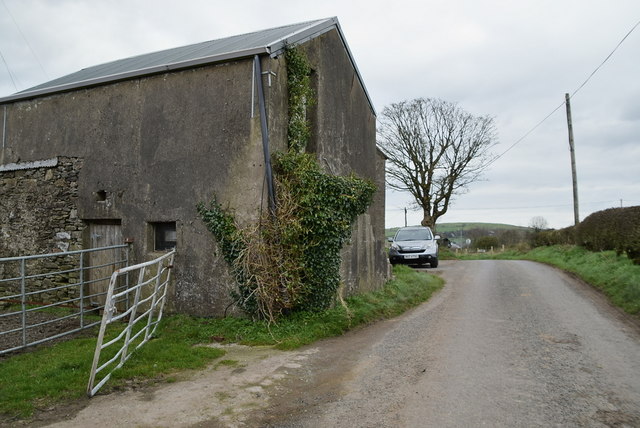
[430,258,439,268]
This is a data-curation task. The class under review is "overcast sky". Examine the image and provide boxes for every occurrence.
[1,0,639,229]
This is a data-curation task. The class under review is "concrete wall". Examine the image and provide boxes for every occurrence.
[301,30,390,295]
[1,59,272,316]
[0,28,389,315]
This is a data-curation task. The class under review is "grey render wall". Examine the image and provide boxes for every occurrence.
[301,30,390,295]
[1,58,276,316]
[0,27,389,316]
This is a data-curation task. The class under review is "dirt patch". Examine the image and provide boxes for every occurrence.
[21,343,320,427]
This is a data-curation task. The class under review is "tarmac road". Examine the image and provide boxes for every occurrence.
[254,260,640,427]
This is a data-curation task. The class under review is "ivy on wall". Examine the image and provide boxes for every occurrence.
[199,46,375,320]
[285,47,315,153]
[273,151,375,311]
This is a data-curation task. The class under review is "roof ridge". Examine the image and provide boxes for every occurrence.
[265,17,335,49]
[47,18,336,75]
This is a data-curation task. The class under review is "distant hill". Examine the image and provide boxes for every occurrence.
[386,222,529,238]
[436,222,530,234]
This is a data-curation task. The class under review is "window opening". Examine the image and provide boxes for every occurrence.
[153,222,177,251]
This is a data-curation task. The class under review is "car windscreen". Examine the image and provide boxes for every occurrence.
[395,228,432,241]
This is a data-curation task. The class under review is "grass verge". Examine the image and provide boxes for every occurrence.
[164,265,443,351]
[0,265,442,420]
[458,245,640,315]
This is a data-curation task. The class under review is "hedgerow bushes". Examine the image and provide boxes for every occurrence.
[472,236,500,250]
[576,206,640,264]
[522,206,639,266]
[530,226,576,247]
[527,206,640,264]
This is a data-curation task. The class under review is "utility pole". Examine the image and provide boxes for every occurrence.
[565,93,580,225]
[404,207,407,227]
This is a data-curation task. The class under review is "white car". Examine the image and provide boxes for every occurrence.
[388,226,440,268]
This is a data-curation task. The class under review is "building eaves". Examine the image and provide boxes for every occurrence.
[0,47,271,105]
[0,17,375,114]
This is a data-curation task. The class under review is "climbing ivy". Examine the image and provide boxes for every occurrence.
[196,199,244,266]
[285,47,315,153]
[199,46,375,320]
[273,151,375,311]
[196,200,259,315]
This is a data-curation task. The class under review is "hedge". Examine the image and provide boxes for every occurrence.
[576,206,640,264]
[531,226,576,247]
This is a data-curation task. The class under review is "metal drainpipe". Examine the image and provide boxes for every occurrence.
[254,55,276,215]
[2,105,6,150]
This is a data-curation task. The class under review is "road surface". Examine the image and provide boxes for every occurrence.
[253,260,640,427]
[36,260,640,427]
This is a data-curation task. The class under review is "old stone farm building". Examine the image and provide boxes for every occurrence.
[0,17,389,316]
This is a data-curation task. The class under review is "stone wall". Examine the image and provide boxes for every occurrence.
[0,157,85,303]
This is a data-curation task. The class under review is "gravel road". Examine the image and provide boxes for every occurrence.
[32,260,640,427]
[255,260,640,427]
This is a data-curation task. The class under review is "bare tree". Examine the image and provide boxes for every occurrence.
[378,98,498,229]
[529,216,549,232]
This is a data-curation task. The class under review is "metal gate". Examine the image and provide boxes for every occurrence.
[0,244,129,355]
[87,250,175,397]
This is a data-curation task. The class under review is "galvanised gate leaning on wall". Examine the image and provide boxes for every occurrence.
[87,249,175,397]
[0,244,129,355]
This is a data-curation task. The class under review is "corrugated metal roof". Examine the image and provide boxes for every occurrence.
[0,17,374,113]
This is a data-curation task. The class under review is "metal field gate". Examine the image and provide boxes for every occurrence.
[0,244,129,355]
[87,249,175,397]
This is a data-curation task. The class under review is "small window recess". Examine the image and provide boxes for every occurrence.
[152,222,177,251]
[95,190,107,202]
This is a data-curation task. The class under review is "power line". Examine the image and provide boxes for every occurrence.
[486,17,640,167]
[570,18,640,99]
[448,200,617,211]
[0,48,18,91]
[1,0,48,81]
[387,199,628,212]
[486,102,565,167]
